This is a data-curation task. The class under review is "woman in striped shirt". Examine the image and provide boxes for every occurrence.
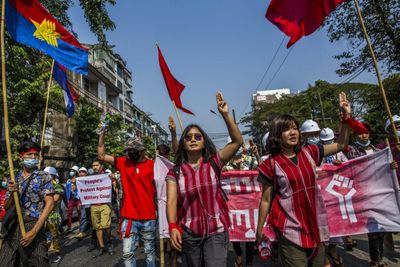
[256,92,352,267]
[166,92,243,267]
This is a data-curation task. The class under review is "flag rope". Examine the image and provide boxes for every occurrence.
[1,0,26,236]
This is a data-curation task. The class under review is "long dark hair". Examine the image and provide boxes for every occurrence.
[267,114,301,156]
[175,124,216,165]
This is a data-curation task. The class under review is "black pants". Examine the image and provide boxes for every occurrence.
[182,228,229,267]
[368,232,384,262]
[0,217,51,267]
[232,241,255,264]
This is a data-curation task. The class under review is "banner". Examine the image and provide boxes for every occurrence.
[221,170,261,242]
[154,155,174,239]
[76,174,112,205]
[317,148,400,237]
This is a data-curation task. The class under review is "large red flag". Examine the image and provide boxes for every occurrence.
[266,0,347,48]
[157,45,194,115]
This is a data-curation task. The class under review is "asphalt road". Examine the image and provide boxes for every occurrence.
[51,223,400,267]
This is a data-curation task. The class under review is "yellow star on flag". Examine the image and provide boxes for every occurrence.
[31,19,62,47]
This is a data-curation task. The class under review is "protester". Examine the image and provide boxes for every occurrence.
[65,165,81,232]
[98,132,157,267]
[109,171,120,223]
[0,176,8,220]
[225,142,258,267]
[301,119,321,145]
[0,141,55,266]
[378,115,400,181]
[75,167,90,240]
[256,92,352,267]
[90,159,114,257]
[43,166,64,263]
[318,128,346,267]
[345,122,397,267]
[166,92,243,266]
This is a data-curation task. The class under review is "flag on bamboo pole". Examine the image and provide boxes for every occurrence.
[266,0,347,48]
[5,0,88,75]
[53,62,80,117]
[157,45,194,115]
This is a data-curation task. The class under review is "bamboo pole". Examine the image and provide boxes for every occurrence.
[353,0,399,149]
[39,59,55,168]
[1,0,26,236]
[160,238,165,267]
[172,101,184,132]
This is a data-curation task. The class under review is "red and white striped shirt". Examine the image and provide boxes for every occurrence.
[166,154,230,236]
[258,144,329,248]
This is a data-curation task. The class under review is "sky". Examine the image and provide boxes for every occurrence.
[69,0,377,146]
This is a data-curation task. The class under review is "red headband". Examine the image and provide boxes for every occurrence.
[19,148,40,156]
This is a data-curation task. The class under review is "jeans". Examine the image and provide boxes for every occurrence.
[121,219,156,267]
[79,206,89,233]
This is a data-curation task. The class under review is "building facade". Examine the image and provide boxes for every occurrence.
[43,44,168,168]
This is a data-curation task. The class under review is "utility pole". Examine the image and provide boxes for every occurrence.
[232,109,237,124]
[318,92,326,128]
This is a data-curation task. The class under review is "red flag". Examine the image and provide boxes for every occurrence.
[266,0,347,48]
[157,45,194,115]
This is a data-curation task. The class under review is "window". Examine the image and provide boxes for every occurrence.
[84,77,89,91]
[117,80,122,90]
[119,99,123,111]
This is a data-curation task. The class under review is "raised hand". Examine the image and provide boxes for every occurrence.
[168,116,176,134]
[216,91,229,115]
[339,91,351,118]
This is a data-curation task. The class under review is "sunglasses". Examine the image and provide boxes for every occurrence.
[184,133,203,142]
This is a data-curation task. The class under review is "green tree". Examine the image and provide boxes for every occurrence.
[325,0,400,76]
[0,0,117,174]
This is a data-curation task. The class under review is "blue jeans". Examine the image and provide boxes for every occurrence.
[79,206,89,233]
[121,219,156,267]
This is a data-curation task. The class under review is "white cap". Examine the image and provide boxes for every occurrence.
[385,115,400,133]
[105,169,112,174]
[300,120,321,134]
[71,165,79,173]
[320,128,334,141]
[44,166,59,177]
[79,167,88,173]
[262,132,269,149]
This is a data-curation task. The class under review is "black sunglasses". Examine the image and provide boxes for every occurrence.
[184,133,203,142]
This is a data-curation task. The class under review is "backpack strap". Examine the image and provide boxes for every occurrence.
[210,159,228,202]
[173,165,181,181]
[268,156,277,213]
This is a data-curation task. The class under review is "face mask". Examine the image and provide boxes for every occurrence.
[127,151,141,163]
[22,158,39,169]
[69,171,76,178]
[355,140,371,148]
[307,137,320,145]
[1,181,7,189]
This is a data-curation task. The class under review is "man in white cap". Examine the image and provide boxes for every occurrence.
[300,120,321,145]
[319,128,348,164]
[66,165,81,232]
[75,167,89,240]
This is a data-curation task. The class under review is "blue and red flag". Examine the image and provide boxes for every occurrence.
[5,0,88,75]
[52,62,80,117]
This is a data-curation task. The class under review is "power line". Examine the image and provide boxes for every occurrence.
[263,46,294,90]
[237,36,286,120]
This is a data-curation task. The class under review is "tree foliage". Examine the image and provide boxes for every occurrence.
[325,0,400,76]
[242,77,399,147]
[0,0,117,174]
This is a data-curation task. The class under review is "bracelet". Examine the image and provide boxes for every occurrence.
[169,222,183,235]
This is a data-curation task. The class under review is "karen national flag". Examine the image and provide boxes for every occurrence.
[266,0,347,48]
[5,0,88,75]
[53,62,80,117]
